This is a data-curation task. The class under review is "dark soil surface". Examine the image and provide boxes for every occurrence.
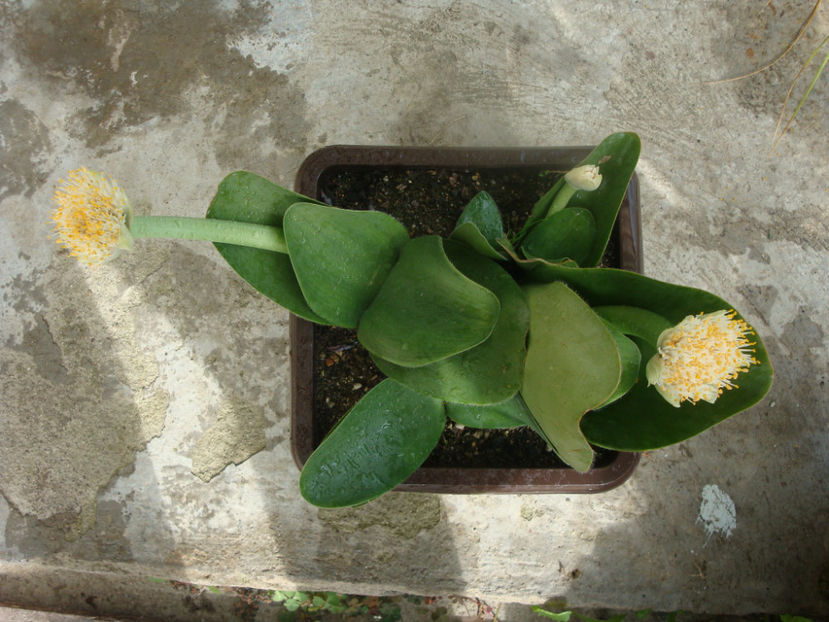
[311,166,618,469]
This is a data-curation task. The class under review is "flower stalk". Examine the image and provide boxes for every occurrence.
[130,215,287,253]
[546,164,603,217]
[51,168,287,265]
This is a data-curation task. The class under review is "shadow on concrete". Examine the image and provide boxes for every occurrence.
[0,254,173,594]
[108,241,464,595]
[304,492,463,594]
[557,437,829,617]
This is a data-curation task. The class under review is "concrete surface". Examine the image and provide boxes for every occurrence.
[0,0,827,618]
[0,607,104,622]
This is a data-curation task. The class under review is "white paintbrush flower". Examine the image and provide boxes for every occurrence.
[646,310,759,407]
[51,167,133,265]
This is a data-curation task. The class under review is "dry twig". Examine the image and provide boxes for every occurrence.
[705,0,822,84]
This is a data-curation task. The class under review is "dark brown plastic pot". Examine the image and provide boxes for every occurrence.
[291,146,641,494]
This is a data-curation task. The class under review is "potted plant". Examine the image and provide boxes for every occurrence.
[50,133,773,508]
[290,144,643,495]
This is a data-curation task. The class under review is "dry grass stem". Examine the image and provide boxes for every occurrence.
[705,0,822,84]
[771,34,829,149]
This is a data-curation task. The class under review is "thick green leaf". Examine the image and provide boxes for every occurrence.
[520,282,622,471]
[455,191,504,243]
[526,177,566,228]
[357,236,500,367]
[206,171,327,323]
[594,305,672,344]
[522,265,773,450]
[299,379,445,507]
[518,132,640,266]
[597,319,641,407]
[570,132,640,266]
[450,222,507,260]
[446,394,531,429]
[283,203,409,328]
[583,330,772,450]
[521,207,596,265]
[450,191,507,260]
[372,242,528,404]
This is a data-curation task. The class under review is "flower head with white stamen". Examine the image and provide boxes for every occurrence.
[51,167,133,265]
[646,310,759,407]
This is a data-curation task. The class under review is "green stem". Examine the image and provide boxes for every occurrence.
[130,216,288,253]
[529,177,565,221]
[546,184,576,217]
[512,177,568,246]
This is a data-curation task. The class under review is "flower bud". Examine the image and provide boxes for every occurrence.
[564,165,602,192]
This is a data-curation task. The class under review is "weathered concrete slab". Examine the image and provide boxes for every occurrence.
[1,1,827,617]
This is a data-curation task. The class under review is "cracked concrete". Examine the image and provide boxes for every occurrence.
[191,398,268,482]
[0,0,827,618]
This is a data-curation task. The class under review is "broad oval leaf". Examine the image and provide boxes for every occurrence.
[582,337,766,451]
[455,191,504,243]
[521,207,596,265]
[450,191,507,260]
[593,305,673,344]
[206,171,328,323]
[519,132,640,266]
[299,379,445,508]
[570,132,640,267]
[450,222,507,261]
[446,394,532,429]
[520,282,622,471]
[372,241,529,404]
[522,265,773,450]
[283,203,409,328]
[357,236,500,367]
[596,320,641,408]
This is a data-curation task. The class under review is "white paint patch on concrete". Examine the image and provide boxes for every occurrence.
[697,484,736,542]
[224,2,313,73]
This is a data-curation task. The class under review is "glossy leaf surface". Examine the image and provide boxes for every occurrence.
[520,132,640,266]
[206,171,327,323]
[522,264,773,450]
[451,222,507,261]
[284,203,409,328]
[358,236,500,367]
[521,207,596,265]
[597,320,641,407]
[446,394,532,429]
[299,379,445,507]
[594,305,672,344]
[450,191,507,260]
[372,241,529,404]
[520,282,621,471]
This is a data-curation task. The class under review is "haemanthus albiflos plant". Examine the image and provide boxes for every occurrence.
[50,133,773,507]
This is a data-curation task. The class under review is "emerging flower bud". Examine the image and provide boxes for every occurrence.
[646,310,759,407]
[51,168,133,265]
[564,164,602,192]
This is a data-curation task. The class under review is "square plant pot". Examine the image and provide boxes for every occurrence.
[291,146,641,493]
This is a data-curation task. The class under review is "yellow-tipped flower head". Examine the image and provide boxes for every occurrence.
[646,310,759,407]
[51,167,133,265]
